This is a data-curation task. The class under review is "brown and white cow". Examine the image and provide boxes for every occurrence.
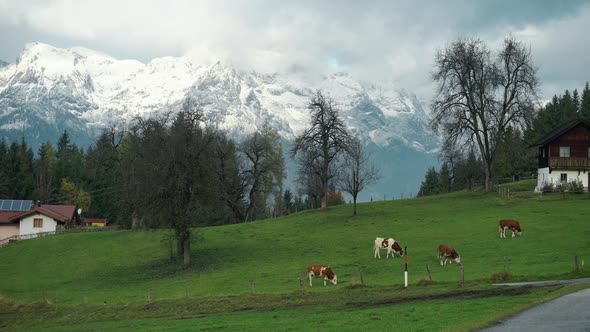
[373,237,404,259]
[499,219,522,238]
[437,244,461,266]
[307,264,338,286]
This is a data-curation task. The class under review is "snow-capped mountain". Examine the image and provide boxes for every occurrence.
[0,43,439,199]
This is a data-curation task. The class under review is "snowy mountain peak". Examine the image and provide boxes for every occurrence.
[0,43,438,153]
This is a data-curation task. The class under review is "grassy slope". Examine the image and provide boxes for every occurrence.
[1,180,590,330]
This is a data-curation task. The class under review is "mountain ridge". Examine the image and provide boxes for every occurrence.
[0,42,440,198]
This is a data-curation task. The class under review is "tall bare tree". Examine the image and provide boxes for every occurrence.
[240,123,285,222]
[337,139,380,215]
[291,91,352,209]
[431,37,538,190]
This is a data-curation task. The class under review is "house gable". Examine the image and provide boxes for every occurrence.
[19,213,58,236]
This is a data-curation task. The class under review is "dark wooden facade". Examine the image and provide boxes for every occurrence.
[534,120,590,171]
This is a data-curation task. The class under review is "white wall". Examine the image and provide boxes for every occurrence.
[19,213,58,236]
[0,224,19,239]
[536,167,589,191]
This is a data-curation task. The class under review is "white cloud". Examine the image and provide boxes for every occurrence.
[0,0,589,100]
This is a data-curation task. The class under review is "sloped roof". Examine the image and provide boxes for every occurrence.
[40,205,76,220]
[0,211,22,224]
[10,205,77,223]
[531,118,590,147]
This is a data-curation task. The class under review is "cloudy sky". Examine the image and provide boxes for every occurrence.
[1,0,589,100]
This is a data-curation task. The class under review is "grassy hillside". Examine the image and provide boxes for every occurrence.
[1,180,590,330]
[0,180,589,305]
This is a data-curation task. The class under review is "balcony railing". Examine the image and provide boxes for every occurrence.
[549,157,590,169]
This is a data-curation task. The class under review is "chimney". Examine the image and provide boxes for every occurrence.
[36,200,41,207]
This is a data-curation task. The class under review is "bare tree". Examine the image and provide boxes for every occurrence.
[291,91,352,209]
[431,37,538,190]
[295,149,324,209]
[337,139,380,215]
[240,123,285,222]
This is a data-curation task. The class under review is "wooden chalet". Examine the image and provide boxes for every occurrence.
[531,118,590,191]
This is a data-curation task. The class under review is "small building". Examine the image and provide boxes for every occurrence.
[532,119,590,192]
[0,200,33,240]
[84,218,107,227]
[0,202,80,240]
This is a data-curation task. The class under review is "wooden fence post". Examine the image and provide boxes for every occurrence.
[359,268,364,287]
[460,262,464,288]
[151,274,155,301]
[299,273,305,296]
[426,264,432,281]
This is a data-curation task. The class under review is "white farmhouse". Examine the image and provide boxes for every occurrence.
[532,119,590,192]
[0,201,80,241]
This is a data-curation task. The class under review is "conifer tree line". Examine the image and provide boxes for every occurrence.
[1,91,380,265]
[0,91,379,226]
[419,82,590,196]
[0,111,294,226]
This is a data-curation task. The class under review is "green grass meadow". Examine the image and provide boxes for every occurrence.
[1,180,590,330]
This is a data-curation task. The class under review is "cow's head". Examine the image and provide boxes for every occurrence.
[454,255,461,264]
[392,242,403,256]
[325,271,337,285]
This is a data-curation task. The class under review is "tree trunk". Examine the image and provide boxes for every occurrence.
[484,161,493,191]
[177,238,184,257]
[183,230,191,266]
[131,211,141,229]
[353,196,357,216]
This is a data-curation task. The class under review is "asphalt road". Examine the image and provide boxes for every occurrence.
[480,287,590,332]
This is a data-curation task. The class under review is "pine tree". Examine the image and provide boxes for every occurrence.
[560,90,577,120]
[581,82,590,119]
[438,162,452,193]
[573,89,580,114]
[418,167,440,196]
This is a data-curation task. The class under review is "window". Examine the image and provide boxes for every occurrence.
[33,218,43,228]
[560,146,570,158]
[561,173,567,183]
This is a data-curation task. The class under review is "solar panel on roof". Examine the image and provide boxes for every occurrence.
[0,200,33,211]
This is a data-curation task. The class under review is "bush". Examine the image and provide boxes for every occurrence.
[567,179,584,193]
[540,181,554,193]
[557,181,567,194]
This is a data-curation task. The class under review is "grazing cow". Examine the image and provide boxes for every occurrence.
[373,237,404,259]
[499,219,523,238]
[307,264,337,286]
[437,244,461,266]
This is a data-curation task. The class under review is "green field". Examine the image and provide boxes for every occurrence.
[1,180,590,330]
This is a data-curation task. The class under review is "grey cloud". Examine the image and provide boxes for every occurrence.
[0,0,589,101]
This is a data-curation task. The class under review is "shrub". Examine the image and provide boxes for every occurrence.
[557,181,567,194]
[567,179,584,193]
[540,181,554,193]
